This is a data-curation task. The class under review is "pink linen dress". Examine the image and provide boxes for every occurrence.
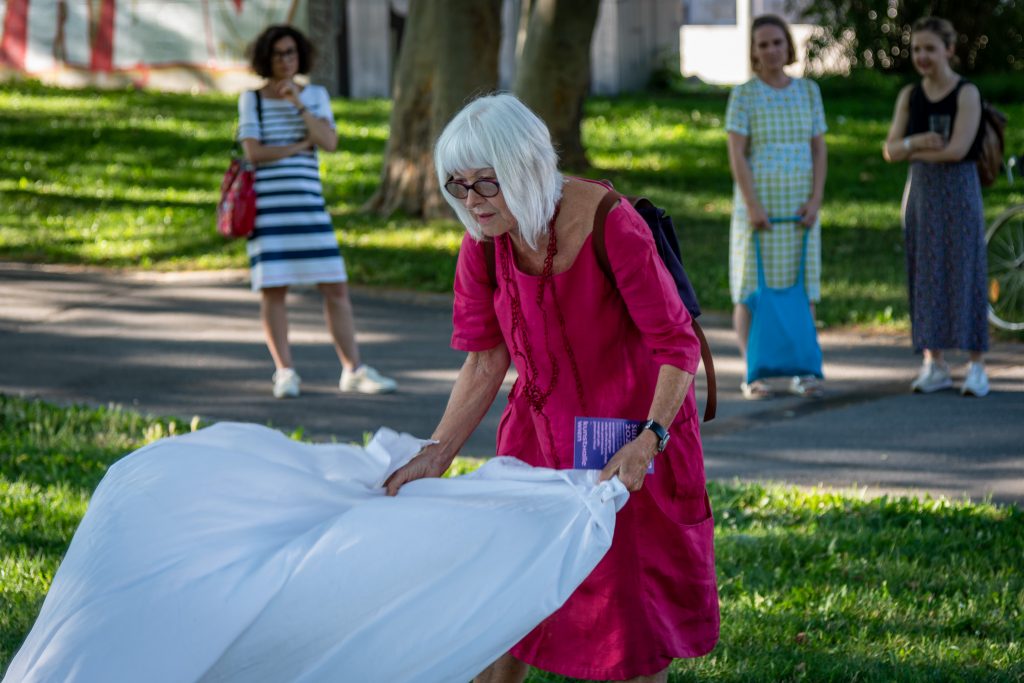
[451,193,720,680]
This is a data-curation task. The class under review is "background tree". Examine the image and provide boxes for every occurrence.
[307,0,340,96]
[513,0,601,170]
[364,0,502,219]
[795,0,1024,74]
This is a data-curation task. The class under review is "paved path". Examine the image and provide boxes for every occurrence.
[3,261,1023,505]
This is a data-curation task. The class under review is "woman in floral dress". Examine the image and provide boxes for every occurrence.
[881,16,989,397]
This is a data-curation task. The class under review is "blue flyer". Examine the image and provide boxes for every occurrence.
[573,417,654,473]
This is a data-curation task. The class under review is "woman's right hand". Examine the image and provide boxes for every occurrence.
[748,203,770,231]
[384,442,453,497]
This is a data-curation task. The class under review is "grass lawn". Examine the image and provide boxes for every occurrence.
[2,79,1022,327]
[2,395,1021,681]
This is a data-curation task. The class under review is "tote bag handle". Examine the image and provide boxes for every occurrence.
[754,227,810,290]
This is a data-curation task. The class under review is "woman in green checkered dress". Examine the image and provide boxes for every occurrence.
[725,14,828,399]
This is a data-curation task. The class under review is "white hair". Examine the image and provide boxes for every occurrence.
[434,93,563,250]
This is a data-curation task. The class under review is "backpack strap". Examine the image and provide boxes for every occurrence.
[591,189,717,422]
[591,190,622,283]
[692,320,716,421]
[483,238,497,289]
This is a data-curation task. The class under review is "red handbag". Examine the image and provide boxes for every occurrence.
[217,90,263,239]
[217,158,257,239]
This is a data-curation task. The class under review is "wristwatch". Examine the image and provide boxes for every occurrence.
[640,419,670,453]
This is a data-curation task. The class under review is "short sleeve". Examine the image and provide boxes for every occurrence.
[603,202,700,373]
[237,91,260,141]
[305,85,336,130]
[724,83,750,136]
[451,233,503,352]
[808,79,828,137]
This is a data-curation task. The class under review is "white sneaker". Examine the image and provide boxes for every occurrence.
[960,362,990,397]
[340,364,397,394]
[910,361,953,393]
[272,368,301,399]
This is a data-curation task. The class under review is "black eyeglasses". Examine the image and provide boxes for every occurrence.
[272,47,298,60]
[444,178,500,199]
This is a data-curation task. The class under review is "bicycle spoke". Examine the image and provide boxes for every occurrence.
[987,206,1024,329]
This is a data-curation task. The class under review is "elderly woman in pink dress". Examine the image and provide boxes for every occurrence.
[385,94,719,682]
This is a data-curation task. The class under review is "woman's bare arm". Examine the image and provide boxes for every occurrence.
[384,344,511,495]
[727,131,769,229]
[883,84,944,162]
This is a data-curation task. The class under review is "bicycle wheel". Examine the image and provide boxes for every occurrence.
[987,203,1024,331]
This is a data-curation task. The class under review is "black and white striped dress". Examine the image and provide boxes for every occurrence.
[237,86,347,291]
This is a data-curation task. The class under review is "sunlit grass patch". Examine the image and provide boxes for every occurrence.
[2,81,1023,328]
[2,395,1021,680]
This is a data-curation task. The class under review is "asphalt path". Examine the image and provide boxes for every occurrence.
[3,261,1022,504]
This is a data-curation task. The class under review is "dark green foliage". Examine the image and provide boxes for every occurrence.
[796,0,1024,74]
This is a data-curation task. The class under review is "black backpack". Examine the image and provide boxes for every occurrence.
[592,190,716,422]
[483,188,717,422]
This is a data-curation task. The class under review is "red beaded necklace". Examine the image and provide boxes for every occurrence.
[498,205,588,457]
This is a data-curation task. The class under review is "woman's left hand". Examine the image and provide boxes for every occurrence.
[797,196,822,228]
[599,432,657,492]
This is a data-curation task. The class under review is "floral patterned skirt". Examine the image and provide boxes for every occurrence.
[901,161,989,353]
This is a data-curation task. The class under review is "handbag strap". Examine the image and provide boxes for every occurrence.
[231,90,264,154]
[754,228,810,288]
[796,228,809,286]
[254,90,264,143]
[754,232,768,289]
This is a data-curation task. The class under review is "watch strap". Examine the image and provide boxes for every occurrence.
[641,419,670,452]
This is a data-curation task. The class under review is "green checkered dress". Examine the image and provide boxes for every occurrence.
[725,77,827,303]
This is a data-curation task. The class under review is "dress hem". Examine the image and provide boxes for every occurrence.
[251,273,347,291]
[513,635,719,680]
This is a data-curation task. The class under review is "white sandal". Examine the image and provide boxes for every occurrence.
[788,375,823,398]
[741,380,773,400]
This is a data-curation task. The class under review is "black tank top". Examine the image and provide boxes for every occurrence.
[906,79,985,161]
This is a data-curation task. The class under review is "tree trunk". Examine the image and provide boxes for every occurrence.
[307,0,340,96]
[364,0,501,219]
[513,0,600,171]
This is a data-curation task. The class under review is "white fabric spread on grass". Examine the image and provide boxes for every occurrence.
[4,423,628,683]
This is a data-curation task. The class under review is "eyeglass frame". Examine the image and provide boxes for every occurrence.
[444,177,501,199]
[272,47,299,60]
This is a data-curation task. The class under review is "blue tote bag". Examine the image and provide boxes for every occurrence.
[744,229,823,383]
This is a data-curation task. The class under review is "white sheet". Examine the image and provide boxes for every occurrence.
[4,423,628,683]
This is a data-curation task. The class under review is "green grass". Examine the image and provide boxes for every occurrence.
[1,79,1023,327]
[2,395,1021,681]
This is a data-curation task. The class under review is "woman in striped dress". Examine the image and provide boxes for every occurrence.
[239,25,395,398]
[725,14,828,400]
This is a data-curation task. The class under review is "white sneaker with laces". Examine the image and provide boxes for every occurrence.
[910,361,953,393]
[340,364,397,394]
[960,362,990,397]
[272,368,301,399]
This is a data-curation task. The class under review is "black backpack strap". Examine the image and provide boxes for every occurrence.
[591,189,716,422]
